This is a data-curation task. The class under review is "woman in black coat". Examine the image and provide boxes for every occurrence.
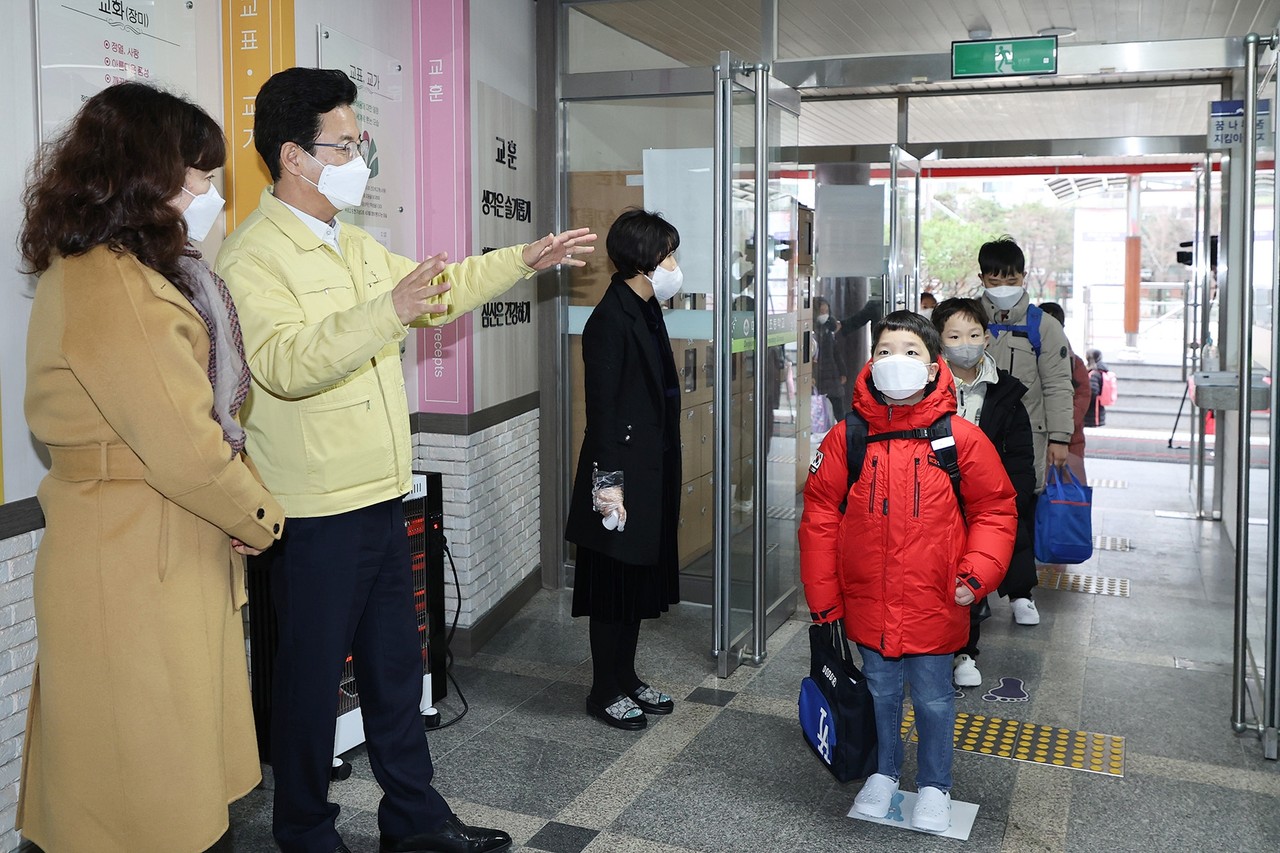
[812,296,848,421]
[934,298,1037,688]
[565,210,683,730]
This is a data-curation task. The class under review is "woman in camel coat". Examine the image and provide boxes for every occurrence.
[17,83,284,852]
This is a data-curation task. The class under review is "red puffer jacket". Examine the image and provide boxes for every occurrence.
[799,358,1018,657]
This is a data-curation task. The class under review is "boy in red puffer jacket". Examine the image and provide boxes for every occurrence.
[799,311,1017,834]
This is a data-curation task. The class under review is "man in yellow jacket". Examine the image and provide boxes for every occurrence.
[216,67,593,853]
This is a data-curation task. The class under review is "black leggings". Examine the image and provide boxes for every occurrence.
[588,617,643,702]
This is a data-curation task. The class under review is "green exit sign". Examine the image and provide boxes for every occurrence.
[951,36,1058,79]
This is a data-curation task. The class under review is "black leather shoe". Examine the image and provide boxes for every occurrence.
[380,816,512,853]
[628,683,674,715]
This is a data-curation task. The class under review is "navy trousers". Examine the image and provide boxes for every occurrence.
[269,498,452,852]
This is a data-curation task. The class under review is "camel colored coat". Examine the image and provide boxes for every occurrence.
[18,246,284,852]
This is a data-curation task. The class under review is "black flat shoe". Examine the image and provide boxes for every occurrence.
[380,816,511,853]
[629,683,675,715]
[585,694,647,730]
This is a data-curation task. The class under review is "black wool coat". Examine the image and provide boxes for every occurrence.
[565,277,680,565]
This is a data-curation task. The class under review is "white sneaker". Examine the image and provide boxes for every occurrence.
[952,654,981,687]
[912,786,951,832]
[1011,597,1040,625]
[853,773,899,819]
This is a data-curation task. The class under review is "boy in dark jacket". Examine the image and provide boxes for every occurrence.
[800,311,1017,833]
[978,237,1075,626]
[933,298,1037,688]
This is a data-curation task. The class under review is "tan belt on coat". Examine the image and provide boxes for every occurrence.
[48,442,147,481]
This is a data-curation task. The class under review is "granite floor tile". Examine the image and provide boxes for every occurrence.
[674,708,833,787]
[473,612,591,667]
[1089,593,1234,663]
[424,664,558,757]
[524,821,598,853]
[432,727,624,817]
[1066,772,1280,852]
[685,686,736,706]
[1081,657,1246,769]
[609,760,840,853]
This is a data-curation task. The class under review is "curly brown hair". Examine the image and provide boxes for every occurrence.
[20,82,225,294]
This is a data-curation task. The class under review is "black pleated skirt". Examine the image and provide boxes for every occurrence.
[572,448,682,622]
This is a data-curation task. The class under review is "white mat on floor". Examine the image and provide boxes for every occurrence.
[847,789,979,840]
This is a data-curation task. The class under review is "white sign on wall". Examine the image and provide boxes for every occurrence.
[318,25,407,251]
[471,82,537,409]
[35,0,198,141]
[815,183,887,278]
[642,148,713,294]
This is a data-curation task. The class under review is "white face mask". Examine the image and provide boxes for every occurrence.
[944,343,985,370]
[985,285,1024,310]
[648,264,684,301]
[181,184,225,242]
[816,313,830,325]
[919,307,934,320]
[871,354,930,401]
[305,150,371,210]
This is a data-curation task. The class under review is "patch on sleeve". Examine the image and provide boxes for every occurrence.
[809,450,824,474]
[1059,345,1068,359]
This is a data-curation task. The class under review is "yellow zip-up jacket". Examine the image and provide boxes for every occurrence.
[216,188,534,517]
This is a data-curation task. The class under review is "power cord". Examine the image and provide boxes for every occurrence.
[423,538,469,730]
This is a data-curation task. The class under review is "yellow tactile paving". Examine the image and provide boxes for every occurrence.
[1087,478,1127,489]
[1093,535,1132,551]
[900,708,1125,776]
[1037,568,1131,597]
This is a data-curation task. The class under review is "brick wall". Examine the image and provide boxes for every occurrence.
[0,529,39,853]
[413,409,541,628]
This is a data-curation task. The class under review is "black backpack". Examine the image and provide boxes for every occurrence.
[838,411,964,516]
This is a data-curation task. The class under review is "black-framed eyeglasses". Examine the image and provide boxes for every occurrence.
[311,138,370,162]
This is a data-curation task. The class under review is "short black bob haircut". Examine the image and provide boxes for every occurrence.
[931,297,990,336]
[872,309,942,362]
[254,67,358,181]
[978,235,1025,277]
[1039,301,1065,326]
[606,208,680,279]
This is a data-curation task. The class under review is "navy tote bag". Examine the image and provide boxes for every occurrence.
[798,623,878,783]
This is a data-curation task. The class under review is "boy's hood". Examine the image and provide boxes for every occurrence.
[852,356,958,431]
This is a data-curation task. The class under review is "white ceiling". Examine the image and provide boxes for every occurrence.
[573,0,1280,65]
[774,0,1280,58]
[570,0,1280,150]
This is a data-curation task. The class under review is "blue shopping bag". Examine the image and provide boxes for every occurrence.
[1034,464,1093,564]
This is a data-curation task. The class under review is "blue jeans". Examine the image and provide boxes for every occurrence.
[857,645,955,792]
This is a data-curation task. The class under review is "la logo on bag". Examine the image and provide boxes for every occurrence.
[815,707,832,762]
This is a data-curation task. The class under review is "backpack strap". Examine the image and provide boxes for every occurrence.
[838,411,964,517]
[839,411,869,514]
[927,414,965,517]
[987,303,1042,357]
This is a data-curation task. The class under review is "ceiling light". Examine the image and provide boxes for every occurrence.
[968,26,992,40]
[1038,26,1076,38]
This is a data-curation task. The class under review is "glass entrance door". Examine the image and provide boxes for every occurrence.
[558,50,801,679]
[888,144,921,313]
[712,55,802,676]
